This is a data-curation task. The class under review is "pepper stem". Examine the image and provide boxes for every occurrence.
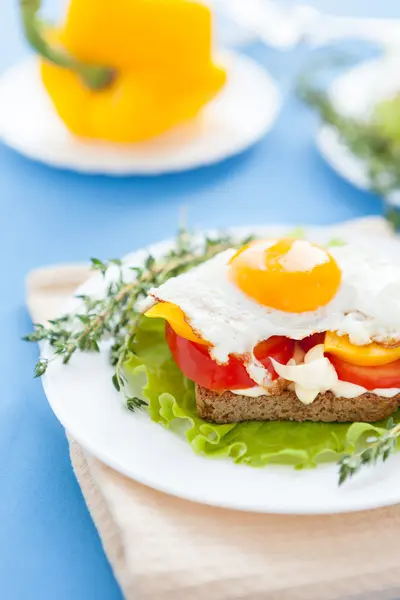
[20,0,115,90]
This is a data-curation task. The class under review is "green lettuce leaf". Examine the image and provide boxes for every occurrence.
[124,317,400,469]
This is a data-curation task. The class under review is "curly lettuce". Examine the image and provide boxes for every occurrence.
[124,317,400,469]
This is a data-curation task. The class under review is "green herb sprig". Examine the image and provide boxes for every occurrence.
[298,60,400,197]
[24,228,251,409]
[338,419,400,485]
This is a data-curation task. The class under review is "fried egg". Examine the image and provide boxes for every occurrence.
[144,237,400,383]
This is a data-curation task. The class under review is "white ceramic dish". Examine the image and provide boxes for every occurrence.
[41,221,400,515]
[317,56,400,191]
[0,51,280,175]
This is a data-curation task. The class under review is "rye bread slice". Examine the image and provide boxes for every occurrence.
[195,385,400,423]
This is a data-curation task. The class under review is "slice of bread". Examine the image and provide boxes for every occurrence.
[195,385,400,423]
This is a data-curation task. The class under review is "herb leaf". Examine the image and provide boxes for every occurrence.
[24,228,246,410]
[298,55,400,198]
[338,420,400,485]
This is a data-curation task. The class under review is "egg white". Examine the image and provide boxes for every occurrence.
[147,236,400,369]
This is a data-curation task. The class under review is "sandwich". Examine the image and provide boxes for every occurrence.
[143,236,400,424]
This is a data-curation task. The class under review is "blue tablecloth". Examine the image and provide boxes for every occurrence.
[2,1,400,598]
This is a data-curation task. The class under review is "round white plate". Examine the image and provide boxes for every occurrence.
[41,222,400,515]
[317,56,400,190]
[0,52,280,175]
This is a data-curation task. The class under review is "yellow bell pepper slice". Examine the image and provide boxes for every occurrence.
[20,0,226,143]
[324,331,400,366]
[145,302,208,345]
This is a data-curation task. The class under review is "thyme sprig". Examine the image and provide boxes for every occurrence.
[338,419,400,485]
[24,228,251,409]
[298,60,400,197]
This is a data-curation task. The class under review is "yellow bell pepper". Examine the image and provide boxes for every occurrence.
[21,0,226,143]
[145,302,209,345]
[325,331,400,366]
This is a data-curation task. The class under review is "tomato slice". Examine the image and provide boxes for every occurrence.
[165,323,295,391]
[300,332,326,354]
[327,354,400,389]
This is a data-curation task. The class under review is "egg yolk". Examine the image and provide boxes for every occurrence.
[229,238,342,313]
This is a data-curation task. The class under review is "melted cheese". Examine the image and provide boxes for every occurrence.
[232,345,400,403]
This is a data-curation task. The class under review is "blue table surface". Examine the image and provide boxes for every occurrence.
[2,1,400,598]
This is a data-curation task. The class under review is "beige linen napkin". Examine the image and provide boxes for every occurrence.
[26,217,400,600]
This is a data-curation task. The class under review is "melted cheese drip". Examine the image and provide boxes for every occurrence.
[231,387,268,397]
[233,345,400,403]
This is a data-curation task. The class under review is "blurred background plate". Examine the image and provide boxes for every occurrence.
[316,56,400,190]
[0,51,280,175]
[317,125,368,190]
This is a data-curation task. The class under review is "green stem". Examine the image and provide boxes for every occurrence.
[385,204,400,232]
[20,0,115,90]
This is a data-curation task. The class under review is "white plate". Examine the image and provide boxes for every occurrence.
[41,221,400,515]
[317,56,400,190]
[0,52,280,175]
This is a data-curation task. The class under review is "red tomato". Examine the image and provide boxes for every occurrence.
[328,354,400,389]
[165,323,295,391]
[300,332,326,353]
